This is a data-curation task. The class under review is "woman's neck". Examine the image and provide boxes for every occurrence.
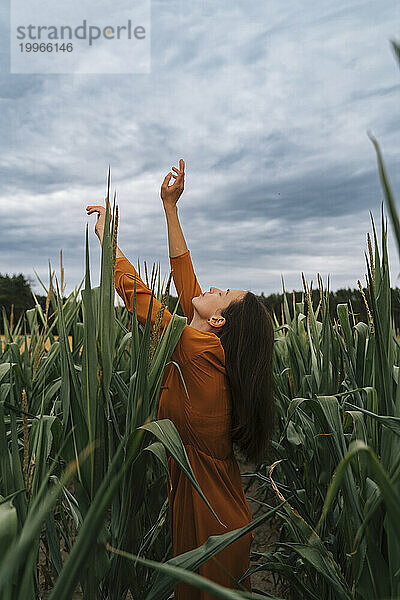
[190,313,213,332]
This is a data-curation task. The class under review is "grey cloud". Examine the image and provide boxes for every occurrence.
[351,84,400,102]
[0,0,399,297]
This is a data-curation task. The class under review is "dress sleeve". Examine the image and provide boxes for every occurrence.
[169,250,202,323]
[115,254,212,366]
[115,255,174,331]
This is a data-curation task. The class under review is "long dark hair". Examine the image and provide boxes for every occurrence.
[213,291,275,465]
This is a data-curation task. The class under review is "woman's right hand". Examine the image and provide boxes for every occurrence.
[161,159,185,209]
[86,197,112,244]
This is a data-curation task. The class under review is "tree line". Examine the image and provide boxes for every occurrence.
[1,271,400,336]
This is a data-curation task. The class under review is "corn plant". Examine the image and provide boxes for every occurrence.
[243,39,400,600]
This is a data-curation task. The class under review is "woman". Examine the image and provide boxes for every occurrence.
[86,159,275,599]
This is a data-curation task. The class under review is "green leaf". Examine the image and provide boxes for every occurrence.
[138,419,225,527]
[0,497,17,561]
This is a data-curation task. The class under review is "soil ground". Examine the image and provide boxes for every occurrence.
[237,457,290,599]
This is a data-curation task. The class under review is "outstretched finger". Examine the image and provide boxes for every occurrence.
[162,172,173,187]
[179,159,185,173]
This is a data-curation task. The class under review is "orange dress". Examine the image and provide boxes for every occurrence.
[115,250,254,599]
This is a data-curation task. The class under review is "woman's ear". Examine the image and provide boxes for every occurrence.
[207,315,226,328]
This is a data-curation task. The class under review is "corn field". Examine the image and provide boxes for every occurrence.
[1,41,399,600]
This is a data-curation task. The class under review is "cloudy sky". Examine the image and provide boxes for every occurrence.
[0,0,399,301]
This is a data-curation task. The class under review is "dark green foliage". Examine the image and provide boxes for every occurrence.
[258,287,400,334]
[0,273,36,329]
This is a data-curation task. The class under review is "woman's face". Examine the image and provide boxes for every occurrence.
[192,286,246,320]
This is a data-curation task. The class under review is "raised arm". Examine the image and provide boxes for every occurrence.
[114,255,174,331]
[85,200,173,331]
[161,159,202,321]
